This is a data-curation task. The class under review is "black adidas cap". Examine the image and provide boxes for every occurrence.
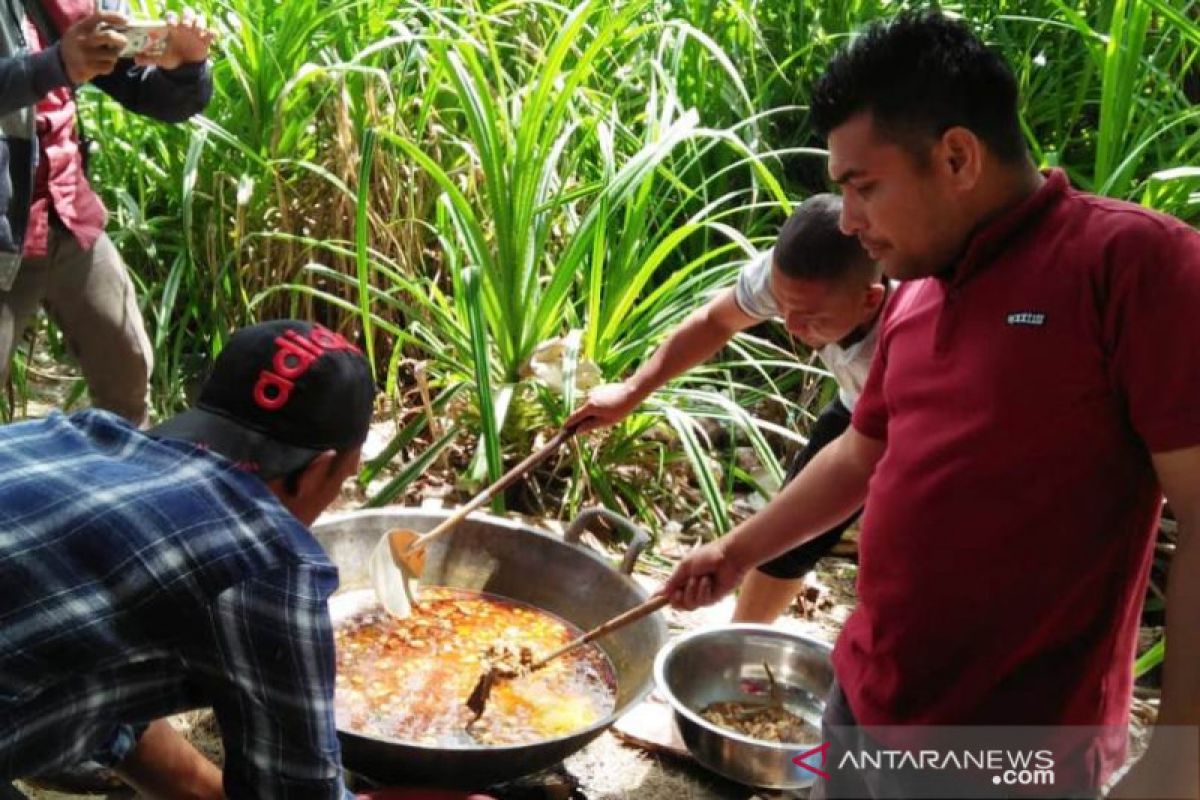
[150,320,375,479]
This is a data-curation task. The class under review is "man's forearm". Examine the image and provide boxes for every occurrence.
[91,61,213,122]
[114,719,223,800]
[0,49,71,116]
[1135,508,1200,797]
[1157,510,1200,728]
[1131,447,1200,797]
[725,428,881,571]
[624,292,749,401]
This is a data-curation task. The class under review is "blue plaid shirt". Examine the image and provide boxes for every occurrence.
[0,411,352,798]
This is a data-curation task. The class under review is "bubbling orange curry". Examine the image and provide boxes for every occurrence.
[334,589,617,746]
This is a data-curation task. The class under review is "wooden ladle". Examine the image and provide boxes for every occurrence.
[466,595,670,721]
[369,425,577,617]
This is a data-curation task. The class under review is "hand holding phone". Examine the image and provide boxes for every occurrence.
[114,20,170,58]
[131,8,214,69]
[60,11,126,84]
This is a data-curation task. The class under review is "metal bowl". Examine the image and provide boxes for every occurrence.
[654,624,834,790]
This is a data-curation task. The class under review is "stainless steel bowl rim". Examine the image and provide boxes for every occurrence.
[653,623,832,753]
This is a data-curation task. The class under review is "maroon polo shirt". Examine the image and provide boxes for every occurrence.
[838,170,1200,783]
[23,0,108,258]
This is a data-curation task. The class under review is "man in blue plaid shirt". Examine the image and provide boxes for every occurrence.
[0,320,375,798]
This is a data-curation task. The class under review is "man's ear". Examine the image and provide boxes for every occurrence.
[937,126,984,190]
[290,450,340,497]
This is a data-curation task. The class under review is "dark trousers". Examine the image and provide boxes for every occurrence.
[0,229,151,425]
[757,398,860,579]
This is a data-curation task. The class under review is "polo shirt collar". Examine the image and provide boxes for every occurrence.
[944,168,1069,287]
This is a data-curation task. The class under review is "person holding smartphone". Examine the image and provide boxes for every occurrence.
[0,0,215,427]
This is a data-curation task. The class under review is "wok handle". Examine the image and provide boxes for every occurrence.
[405,424,578,555]
[564,508,651,575]
[530,595,670,671]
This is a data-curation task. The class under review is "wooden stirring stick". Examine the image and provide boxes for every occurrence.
[466,595,670,721]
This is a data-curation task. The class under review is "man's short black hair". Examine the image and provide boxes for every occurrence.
[774,193,879,284]
[811,12,1027,164]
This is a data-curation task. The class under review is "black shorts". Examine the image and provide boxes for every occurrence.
[756,397,862,580]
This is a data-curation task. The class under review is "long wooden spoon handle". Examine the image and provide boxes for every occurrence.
[531,595,669,670]
[405,425,577,555]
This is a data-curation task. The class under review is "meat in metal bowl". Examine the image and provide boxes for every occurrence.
[653,624,833,790]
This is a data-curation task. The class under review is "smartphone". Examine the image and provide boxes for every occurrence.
[114,20,170,58]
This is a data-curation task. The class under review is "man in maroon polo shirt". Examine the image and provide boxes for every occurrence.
[662,12,1200,800]
[0,0,213,425]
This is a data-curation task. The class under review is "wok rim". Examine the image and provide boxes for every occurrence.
[319,507,666,754]
[317,507,653,603]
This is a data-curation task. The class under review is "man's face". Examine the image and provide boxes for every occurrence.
[288,447,363,526]
[772,264,882,349]
[828,112,969,280]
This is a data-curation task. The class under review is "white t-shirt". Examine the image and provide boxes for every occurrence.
[734,248,887,412]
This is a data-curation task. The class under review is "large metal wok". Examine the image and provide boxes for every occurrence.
[312,507,668,788]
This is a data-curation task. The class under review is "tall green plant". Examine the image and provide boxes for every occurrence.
[64,0,1197,534]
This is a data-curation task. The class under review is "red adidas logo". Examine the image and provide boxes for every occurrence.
[253,324,362,410]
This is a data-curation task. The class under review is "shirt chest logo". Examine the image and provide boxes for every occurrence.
[1006,311,1047,327]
